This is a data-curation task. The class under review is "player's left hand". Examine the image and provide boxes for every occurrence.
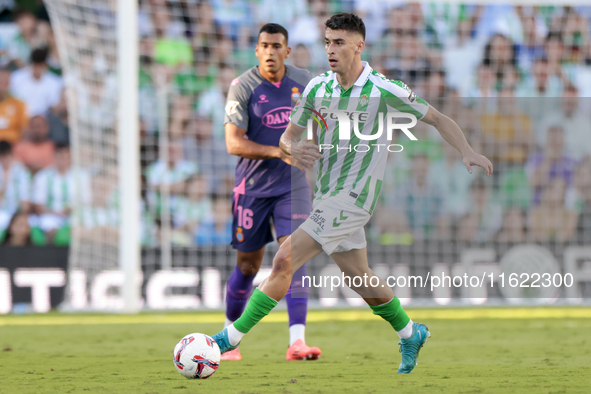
[291,140,323,171]
[279,150,308,173]
[462,151,493,176]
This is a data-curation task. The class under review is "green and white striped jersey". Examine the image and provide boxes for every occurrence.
[0,161,31,213]
[81,206,119,229]
[33,167,91,213]
[171,196,211,229]
[290,61,429,214]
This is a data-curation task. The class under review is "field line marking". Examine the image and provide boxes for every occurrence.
[0,308,590,326]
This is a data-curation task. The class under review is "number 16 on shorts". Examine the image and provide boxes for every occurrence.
[235,205,253,243]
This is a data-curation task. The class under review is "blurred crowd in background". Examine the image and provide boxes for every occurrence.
[0,0,590,248]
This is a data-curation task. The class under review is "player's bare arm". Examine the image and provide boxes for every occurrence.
[225,122,285,160]
[279,122,322,171]
[421,105,493,176]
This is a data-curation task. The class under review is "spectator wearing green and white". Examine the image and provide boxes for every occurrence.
[255,0,307,32]
[0,140,31,231]
[145,138,198,214]
[457,177,503,243]
[150,6,192,68]
[537,85,591,161]
[172,174,212,234]
[428,139,473,219]
[516,57,562,98]
[80,169,118,231]
[196,63,236,139]
[32,143,90,243]
[6,9,39,69]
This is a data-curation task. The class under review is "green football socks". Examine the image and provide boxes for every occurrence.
[233,288,278,334]
[370,297,410,331]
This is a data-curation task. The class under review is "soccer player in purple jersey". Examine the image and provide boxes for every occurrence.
[221,23,321,361]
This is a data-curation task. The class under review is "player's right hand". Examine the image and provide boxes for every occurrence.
[291,141,323,171]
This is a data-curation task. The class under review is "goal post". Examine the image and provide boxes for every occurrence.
[117,0,141,313]
[45,0,142,313]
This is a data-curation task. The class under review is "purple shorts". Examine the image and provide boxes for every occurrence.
[231,187,312,253]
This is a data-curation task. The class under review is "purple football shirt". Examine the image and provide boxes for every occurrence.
[224,64,311,197]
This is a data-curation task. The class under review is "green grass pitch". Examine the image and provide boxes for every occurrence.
[1,308,590,393]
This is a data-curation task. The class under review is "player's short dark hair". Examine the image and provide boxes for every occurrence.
[0,140,12,156]
[258,23,289,44]
[324,13,366,40]
[31,48,48,65]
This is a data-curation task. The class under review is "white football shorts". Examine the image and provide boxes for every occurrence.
[299,193,371,255]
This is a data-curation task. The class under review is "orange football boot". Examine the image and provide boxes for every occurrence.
[220,347,242,361]
[285,339,322,361]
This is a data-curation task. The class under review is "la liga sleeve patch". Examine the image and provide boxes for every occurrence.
[225,100,239,116]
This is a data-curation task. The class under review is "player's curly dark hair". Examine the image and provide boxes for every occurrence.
[324,13,365,40]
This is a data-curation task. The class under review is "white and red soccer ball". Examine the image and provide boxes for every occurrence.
[173,333,221,379]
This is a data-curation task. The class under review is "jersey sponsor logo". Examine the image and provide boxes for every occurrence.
[225,100,240,116]
[258,94,269,103]
[318,105,371,122]
[231,78,240,86]
[291,87,301,102]
[292,213,309,220]
[262,106,292,129]
[305,107,418,144]
[309,210,326,230]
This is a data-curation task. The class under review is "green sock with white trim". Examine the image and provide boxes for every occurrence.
[370,297,410,332]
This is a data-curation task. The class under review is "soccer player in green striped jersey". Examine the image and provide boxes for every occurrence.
[212,13,493,374]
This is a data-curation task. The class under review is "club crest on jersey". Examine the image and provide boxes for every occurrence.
[291,87,301,102]
[359,94,369,107]
[236,227,244,242]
